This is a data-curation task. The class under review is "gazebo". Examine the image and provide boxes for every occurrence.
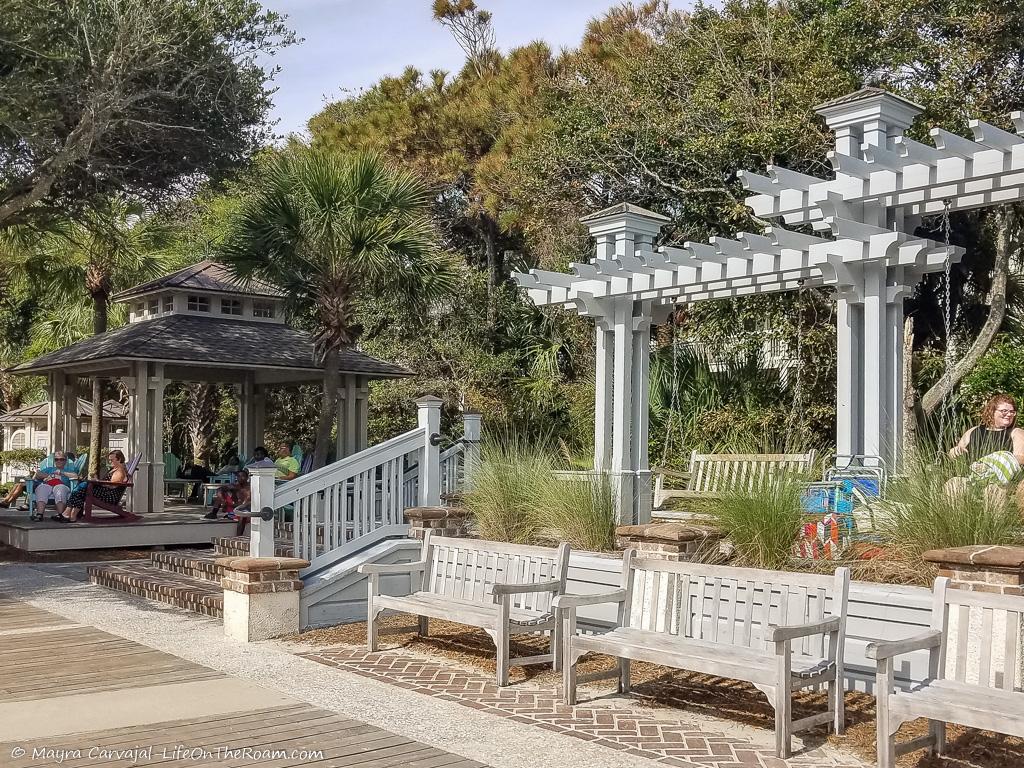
[514,87,1024,524]
[9,260,412,515]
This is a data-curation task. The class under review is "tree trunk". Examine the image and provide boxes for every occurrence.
[88,293,109,477]
[901,315,917,465]
[920,205,1020,417]
[313,348,343,470]
[186,384,220,465]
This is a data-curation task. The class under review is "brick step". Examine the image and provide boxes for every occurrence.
[149,550,226,584]
[88,564,223,618]
[211,535,294,559]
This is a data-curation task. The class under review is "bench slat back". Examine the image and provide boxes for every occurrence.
[421,535,569,615]
[934,577,1024,691]
[688,451,816,494]
[624,554,849,655]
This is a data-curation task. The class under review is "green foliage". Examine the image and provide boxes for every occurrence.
[0,0,293,230]
[0,448,46,471]
[464,440,550,544]
[704,473,808,570]
[960,337,1024,415]
[878,460,1023,558]
[464,439,617,551]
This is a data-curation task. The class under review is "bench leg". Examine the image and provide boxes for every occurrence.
[831,676,846,735]
[551,619,561,673]
[418,615,429,637]
[618,657,630,695]
[774,646,793,759]
[495,598,510,687]
[929,720,945,755]
[366,575,380,652]
[562,612,577,705]
[876,658,896,768]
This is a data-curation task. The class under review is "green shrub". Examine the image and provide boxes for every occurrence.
[703,473,807,570]
[877,460,1023,558]
[0,448,46,471]
[534,472,617,552]
[464,440,550,544]
[464,440,618,551]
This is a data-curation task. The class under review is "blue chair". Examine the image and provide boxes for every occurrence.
[25,453,88,515]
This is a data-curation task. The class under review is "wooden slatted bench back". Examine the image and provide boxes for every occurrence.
[934,579,1024,691]
[421,535,569,616]
[625,556,849,655]
[689,451,816,494]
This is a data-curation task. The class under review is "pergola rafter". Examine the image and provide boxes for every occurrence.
[512,87,1024,525]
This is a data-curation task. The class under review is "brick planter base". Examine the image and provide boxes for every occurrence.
[404,506,471,540]
[923,545,1024,595]
[615,522,722,560]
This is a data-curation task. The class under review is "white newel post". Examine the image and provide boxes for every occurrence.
[461,411,482,491]
[417,396,442,507]
[248,467,278,558]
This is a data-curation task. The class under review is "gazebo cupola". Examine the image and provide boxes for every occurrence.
[117,261,286,325]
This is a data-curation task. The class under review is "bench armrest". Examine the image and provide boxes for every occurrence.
[359,560,427,575]
[865,630,942,661]
[552,589,627,610]
[488,579,562,596]
[765,616,842,643]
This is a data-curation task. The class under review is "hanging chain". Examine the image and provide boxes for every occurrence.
[938,200,954,446]
[785,281,806,450]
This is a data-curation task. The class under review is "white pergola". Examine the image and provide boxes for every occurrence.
[513,87,1024,524]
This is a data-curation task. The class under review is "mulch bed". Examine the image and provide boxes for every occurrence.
[293,614,1023,767]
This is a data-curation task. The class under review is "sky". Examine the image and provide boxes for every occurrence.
[262,0,621,137]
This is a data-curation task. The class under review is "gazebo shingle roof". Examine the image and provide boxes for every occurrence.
[9,314,412,378]
[113,260,284,300]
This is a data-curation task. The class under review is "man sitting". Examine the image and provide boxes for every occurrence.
[274,441,299,481]
[32,451,78,522]
[203,469,250,520]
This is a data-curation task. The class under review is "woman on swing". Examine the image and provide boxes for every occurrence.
[949,394,1024,465]
[946,394,1024,507]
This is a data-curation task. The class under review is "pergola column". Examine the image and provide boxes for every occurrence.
[630,306,654,524]
[593,318,613,471]
[609,298,635,522]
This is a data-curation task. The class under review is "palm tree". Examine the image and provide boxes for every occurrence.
[221,149,456,468]
[29,199,173,475]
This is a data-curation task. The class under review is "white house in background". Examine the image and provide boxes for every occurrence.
[0,399,128,482]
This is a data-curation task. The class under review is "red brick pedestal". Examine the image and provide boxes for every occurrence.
[404,506,471,540]
[922,545,1024,595]
[217,556,309,641]
[615,522,722,561]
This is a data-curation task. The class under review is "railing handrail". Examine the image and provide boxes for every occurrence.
[439,442,464,462]
[276,426,425,507]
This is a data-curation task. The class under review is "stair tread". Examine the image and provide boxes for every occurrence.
[88,563,224,617]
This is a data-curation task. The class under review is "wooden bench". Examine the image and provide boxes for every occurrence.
[555,551,849,758]
[359,534,571,686]
[653,451,816,510]
[867,577,1024,768]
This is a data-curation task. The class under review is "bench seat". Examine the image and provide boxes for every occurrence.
[890,678,1024,736]
[869,579,1024,767]
[361,534,571,686]
[574,627,836,687]
[557,552,849,759]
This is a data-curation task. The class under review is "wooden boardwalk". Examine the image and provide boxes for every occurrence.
[0,595,487,768]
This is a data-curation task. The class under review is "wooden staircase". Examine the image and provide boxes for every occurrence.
[87,535,294,619]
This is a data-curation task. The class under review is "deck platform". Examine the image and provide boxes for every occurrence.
[0,502,237,552]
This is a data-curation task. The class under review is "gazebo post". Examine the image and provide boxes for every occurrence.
[236,374,258,458]
[252,383,266,456]
[148,364,166,515]
[127,361,152,514]
[356,378,369,452]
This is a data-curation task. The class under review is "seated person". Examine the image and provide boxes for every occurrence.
[949,393,1024,464]
[245,445,276,469]
[33,451,78,522]
[274,442,299,481]
[177,459,212,504]
[1,481,26,509]
[216,454,242,475]
[203,469,250,520]
[947,394,1024,505]
[58,450,128,523]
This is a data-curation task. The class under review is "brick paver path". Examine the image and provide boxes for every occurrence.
[301,646,870,768]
